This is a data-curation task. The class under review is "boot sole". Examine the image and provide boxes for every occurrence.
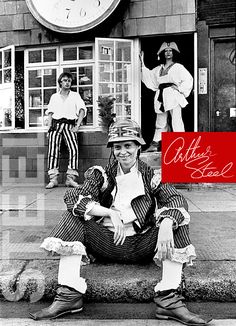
[29,307,83,320]
[156,314,211,326]
[50,306,83,319]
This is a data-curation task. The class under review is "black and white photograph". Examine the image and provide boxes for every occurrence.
[0,1,236,325]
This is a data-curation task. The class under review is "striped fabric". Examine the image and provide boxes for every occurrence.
[48,210,191,263]
[47,122,79,172]
[64,159,189,231]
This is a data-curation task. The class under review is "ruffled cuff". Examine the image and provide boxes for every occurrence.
[155,206,190,229]
[153,244,196,266]
[40,237,87,256]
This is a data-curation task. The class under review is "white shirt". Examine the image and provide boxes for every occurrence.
[46,90,87,120]
[142,63,193,112]
[102,163,145,236]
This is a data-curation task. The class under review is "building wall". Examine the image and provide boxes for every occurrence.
[0,0,196,185]
[197,0,236,131]
[0,0,196,48]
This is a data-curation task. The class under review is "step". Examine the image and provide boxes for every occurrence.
[0,260,236,302]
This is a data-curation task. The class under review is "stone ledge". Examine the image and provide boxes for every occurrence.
[0,260,235,303]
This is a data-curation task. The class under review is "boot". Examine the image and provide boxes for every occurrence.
[46,174,58,189]
[65,174,79,188]
[154,289,212,325]
[144,141,161,152]
[29,286,83,320]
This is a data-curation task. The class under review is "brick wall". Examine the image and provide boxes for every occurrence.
[0,131,110,185]
[0,0,196,48]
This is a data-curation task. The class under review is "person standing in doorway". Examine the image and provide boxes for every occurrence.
[140,42,193,152]
[46,72,87,189]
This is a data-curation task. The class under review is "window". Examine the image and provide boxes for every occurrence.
[23,38,138,130]
[0,45,15,129]
[96,39,133,119]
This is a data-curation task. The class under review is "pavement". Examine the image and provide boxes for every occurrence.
[0,183,236,306]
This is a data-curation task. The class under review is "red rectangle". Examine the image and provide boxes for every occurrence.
[162,132,236,183]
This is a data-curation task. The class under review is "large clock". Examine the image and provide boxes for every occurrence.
[25,0,122,34]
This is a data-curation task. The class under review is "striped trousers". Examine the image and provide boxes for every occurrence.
[48,211,192,264]
[47,122,79,175]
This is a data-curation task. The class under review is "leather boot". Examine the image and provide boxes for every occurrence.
[154,289,212,325]
[144,141,161,152]
[46,174,58,189]
[29,286,83,320]
[65,174,79,187]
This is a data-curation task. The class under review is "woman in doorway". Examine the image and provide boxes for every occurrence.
[140,41,193,152]
[29,118,211,326]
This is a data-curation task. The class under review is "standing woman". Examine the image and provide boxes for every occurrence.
[30,119,211,326]
[140,42,193,151]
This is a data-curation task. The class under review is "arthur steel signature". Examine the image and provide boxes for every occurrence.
[163,136,234,179]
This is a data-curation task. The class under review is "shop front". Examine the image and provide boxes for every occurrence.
[0,0,197,184]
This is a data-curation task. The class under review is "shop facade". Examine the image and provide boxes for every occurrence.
[0,0,234,185]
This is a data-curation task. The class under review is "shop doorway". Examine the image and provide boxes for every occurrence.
[211,37,236,131]
[140,34,194,148]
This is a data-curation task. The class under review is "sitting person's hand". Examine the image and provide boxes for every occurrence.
[155,218,174,261]
[109,209,126,246]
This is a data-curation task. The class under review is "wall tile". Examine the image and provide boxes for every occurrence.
[137,16,165,36]
[157,0,172,16]
[4,1,17,15]
[129,1,143,18]
[143,0,158,17]
[180,14,196,32]
[165,15,181,33]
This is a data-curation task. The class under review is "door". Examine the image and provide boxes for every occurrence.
[212,38,236,131]
[0,45,15,130]
[95,38,140,125]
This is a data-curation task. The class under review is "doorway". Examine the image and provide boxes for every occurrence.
[140,34,194,148]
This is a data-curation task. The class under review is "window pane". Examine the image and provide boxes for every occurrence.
[44,88,56,105]
[84,106,93,125]
[79,86,93,106]
[4,69,11,83]
[43,69,57,87]
[0,71,2,84]
[116,42,131,61]
[0,52,2,69]
[99,63,114,82]
[29,109,42,127]
[115,104,123,117]
[63,67,77,85]
[98,40,114,61]
[99,83,114,95]
[63,47,77,61]
[4,50,11,67]
[29,50,41,64]
[79,46,93,60]
[43,49,57,62]
[79,66,92,85]
[29,70,42,88]
[29,90,42,107]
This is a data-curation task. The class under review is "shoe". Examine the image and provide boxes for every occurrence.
[46,175,58,189]
[154,290,212,325]
[29,286,83,320]
[144,141,161,152]
[65,175,79,187]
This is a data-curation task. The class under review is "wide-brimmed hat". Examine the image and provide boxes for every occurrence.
[107,118,146,147]
[157,42,180,55]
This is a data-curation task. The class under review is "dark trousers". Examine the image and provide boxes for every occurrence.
[49,211,192,264]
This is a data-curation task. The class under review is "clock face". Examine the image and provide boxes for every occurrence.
[25,0,122,33]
